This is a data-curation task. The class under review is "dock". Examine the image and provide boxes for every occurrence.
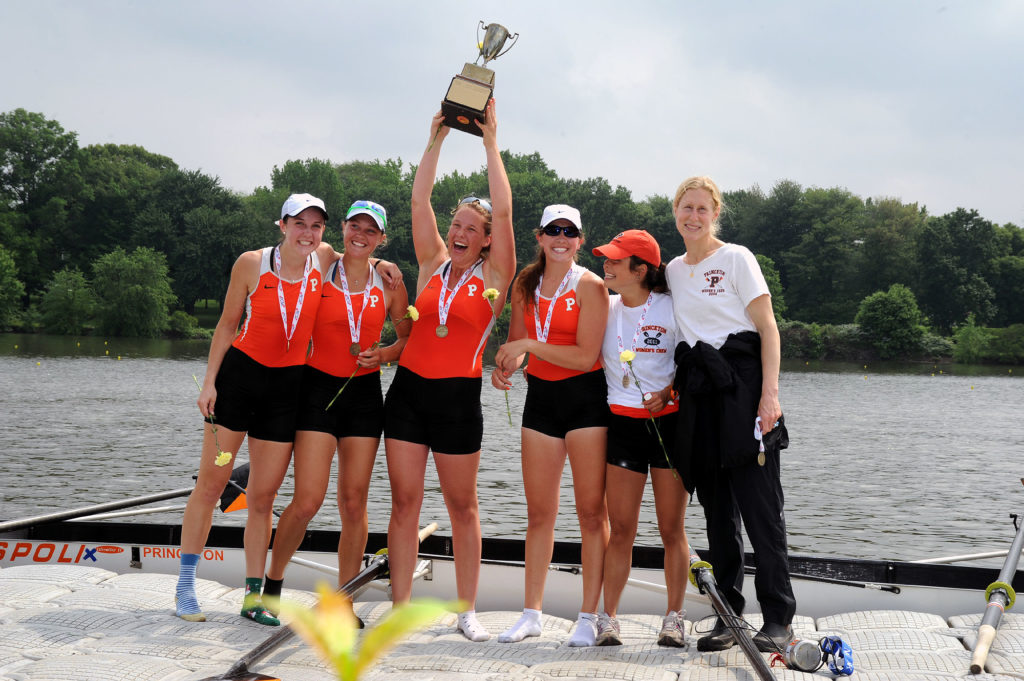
[2,565,1023,680]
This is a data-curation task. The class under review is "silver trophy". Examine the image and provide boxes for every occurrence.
[442,21,519,136]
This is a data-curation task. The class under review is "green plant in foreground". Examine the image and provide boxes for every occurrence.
[279,583,456,681]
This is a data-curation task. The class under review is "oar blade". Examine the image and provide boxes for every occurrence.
[219,464,250,512]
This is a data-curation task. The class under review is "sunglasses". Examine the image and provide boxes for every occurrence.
[540,224,581,238]
[457,196,492,214]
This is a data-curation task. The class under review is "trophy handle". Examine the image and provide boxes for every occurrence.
[494,32,518,59]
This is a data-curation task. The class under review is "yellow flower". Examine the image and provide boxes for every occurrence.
[280,583,456,681]
[406,305,419,321]
[619,350,636,363]
[482,288,500,302]
[214,451,233,467]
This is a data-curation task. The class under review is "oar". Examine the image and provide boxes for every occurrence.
[0,464,252,533]
[689,553,776,681]
[970,507,1024,674]
[202,523,439,681]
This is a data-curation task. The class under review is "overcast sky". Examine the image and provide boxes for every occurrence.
[3,1,1022,225]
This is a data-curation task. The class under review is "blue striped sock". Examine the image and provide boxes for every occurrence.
[175,553,202,616]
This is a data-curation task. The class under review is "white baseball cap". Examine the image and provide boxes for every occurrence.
[276,193,328,226]
[540,204,582,230]
[345,200,387,233]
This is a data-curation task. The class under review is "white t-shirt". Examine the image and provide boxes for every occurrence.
[665,243,769,349]
[601,291,677,416]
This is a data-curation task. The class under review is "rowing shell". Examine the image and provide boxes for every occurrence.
[3,519,1019,620]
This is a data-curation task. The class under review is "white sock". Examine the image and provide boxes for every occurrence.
[458,610,491,642]
[568,611,599,647]
[498,608,542,643]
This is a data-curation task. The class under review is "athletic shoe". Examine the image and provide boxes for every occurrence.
[753,622,793,653]
[657,611,685,647]
[596,614,622,646]
[696,618,734,651]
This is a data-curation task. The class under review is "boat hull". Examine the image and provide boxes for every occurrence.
[1,520,1015,620]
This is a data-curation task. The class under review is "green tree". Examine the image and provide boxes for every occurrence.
[860,198,926,292]
[0,109,80,292]
[271,158,346,221]
[92,247,176,337]
[40,267,94,334]
[784,187,866,323]
[136,168,247,312]
[854,283,925,359]
[990,255,1024,326]
[952,313,991,364]
[63,143,178,270]
[0,108,79,208]
[756,254,786,320]
[914,209,999,331]
[0,245,27,330]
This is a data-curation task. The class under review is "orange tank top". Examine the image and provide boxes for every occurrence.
[525,264,601,381]
[307,261,387,377]
[232,247,323,367]
[399,260,494,379]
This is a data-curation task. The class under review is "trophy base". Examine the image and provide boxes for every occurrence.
[441,64,495,136]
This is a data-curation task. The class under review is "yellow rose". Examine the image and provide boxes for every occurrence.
[482,288,500,302]
[619,350,636,362]
[406,305,420,321]
[215,451,233,467]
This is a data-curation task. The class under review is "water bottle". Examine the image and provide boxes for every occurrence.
[783,638,823,672]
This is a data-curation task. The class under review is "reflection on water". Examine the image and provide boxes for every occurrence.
[1,334,1022,565]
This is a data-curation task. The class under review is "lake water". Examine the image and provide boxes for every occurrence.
[2,333,1022,566]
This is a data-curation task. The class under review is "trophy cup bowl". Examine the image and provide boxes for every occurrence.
[441,20,518,136]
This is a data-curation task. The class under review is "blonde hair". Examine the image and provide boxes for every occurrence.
[673,176,725,234]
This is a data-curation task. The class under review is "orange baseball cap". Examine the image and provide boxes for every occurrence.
[592,229,661,267]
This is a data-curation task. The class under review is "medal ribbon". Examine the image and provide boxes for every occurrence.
[438,259,482,328]
[533,264,578,343]
[336,257,370,350]
[274,245,313,350]
[615,292,654,389]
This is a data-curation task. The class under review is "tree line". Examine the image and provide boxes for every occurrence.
[2,108,1023,360]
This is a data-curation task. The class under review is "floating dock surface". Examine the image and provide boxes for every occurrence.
[2,565,1024,680]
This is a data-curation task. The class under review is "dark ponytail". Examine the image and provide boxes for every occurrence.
[630,256,667,293]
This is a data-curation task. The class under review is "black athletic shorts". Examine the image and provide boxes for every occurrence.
[606,411,679,474]
[521,369,610,439]
[383,366,484,455]
[294,366,385,439]
[211,346,304,443]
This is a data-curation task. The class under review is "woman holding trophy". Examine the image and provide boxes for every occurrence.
[383,100,516,642]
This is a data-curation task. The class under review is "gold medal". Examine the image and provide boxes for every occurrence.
[757,451,766,466]
[350,343,361,356]
[436,324,449,338]
[622,374,631,389]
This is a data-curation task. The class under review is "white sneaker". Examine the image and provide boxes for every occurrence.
[458,611,491,642]
[567,612,598,647]
[658,610,685,647]
[498,609,542,643]
[596,613,622,646]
